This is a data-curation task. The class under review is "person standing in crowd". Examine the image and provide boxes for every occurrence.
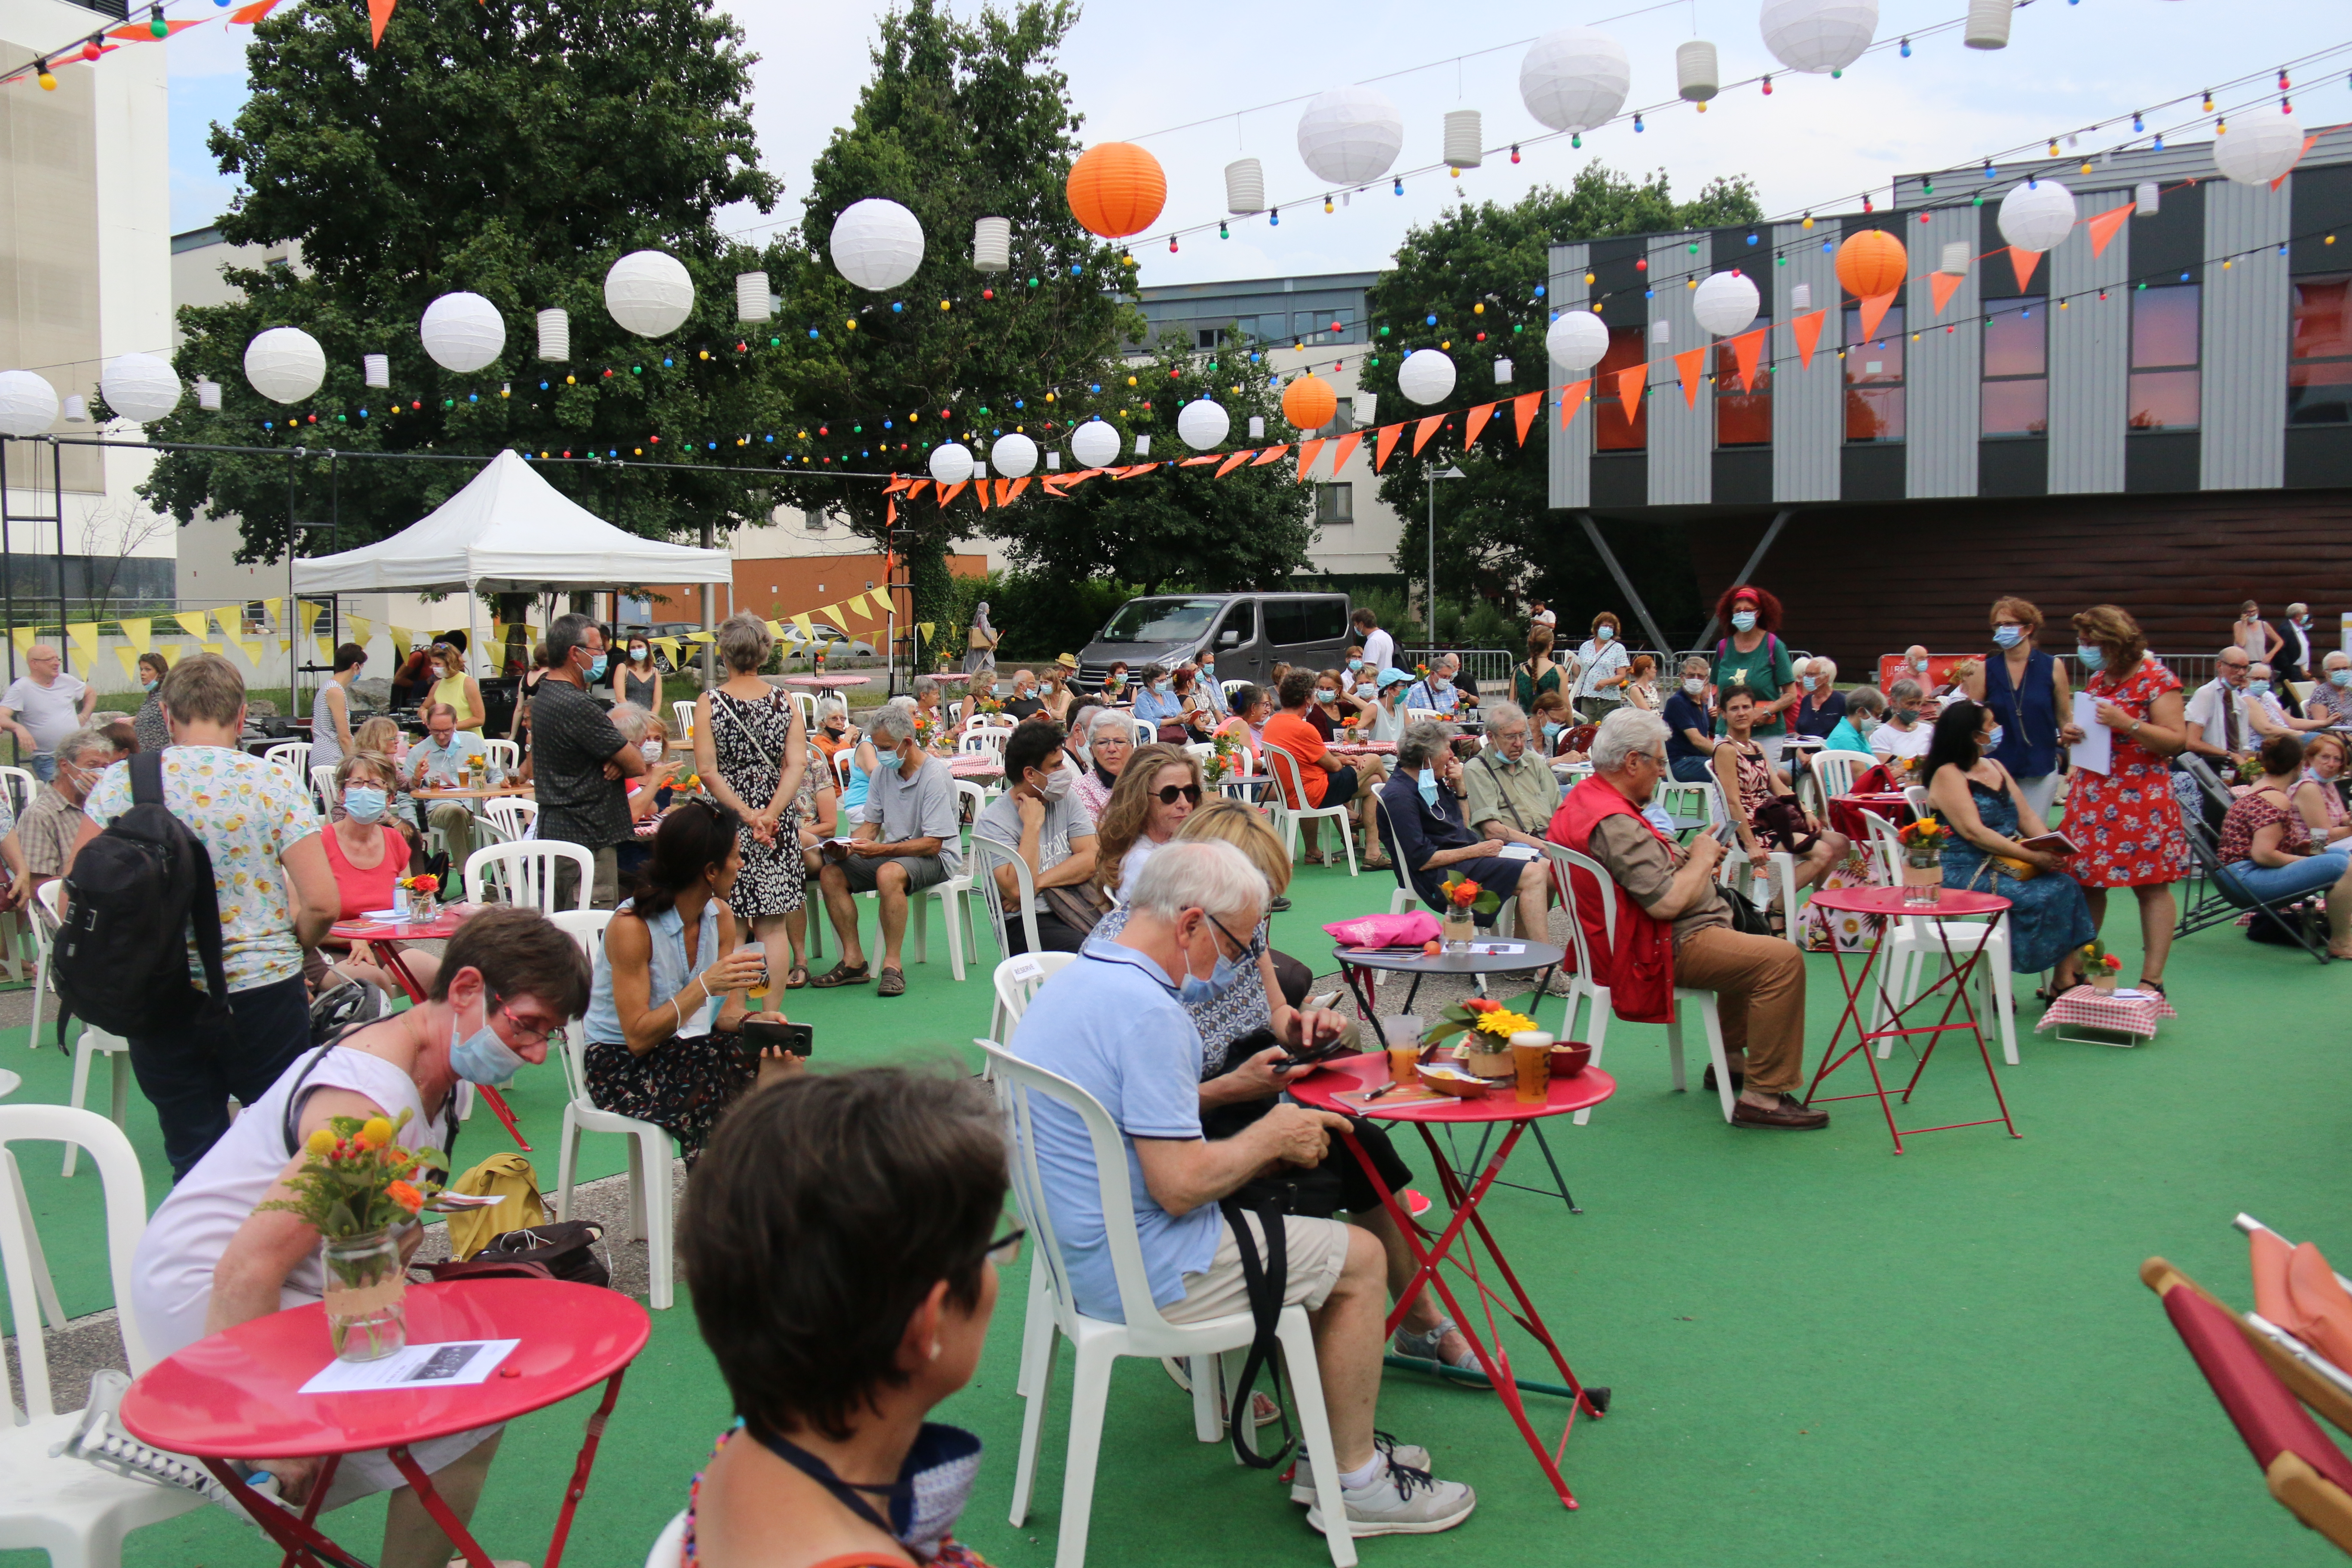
[129,908,591,1568]
[695,614,809,989]
[1900,644,1933,686]
[2235,600,2283,666]
[1823,686,1885,756]
[8,724,126,908]
[811,700,960,997]
[1958,596,2072,824]
[131,652,171,753]
[612,631,662,714]
[388,644,434,710]
[1663,657,1716,782]
[533,613,646,909]
[2276,602,2317,688]
[1073,705,1135,821]
[309,642,366,774]
[1870,680,1935,772]
[1093,743,1204,901]
[1513,625,1564,713]
[1352,605,1395,673]
[972,720,1099,953]
[71,654,337,1178]
[1378,721,1551,925]
[965,600,1000,677]
[426,640,486,734]
[2217,733,2352,958]
[0,643,95,781]
[1924,701,2095,993]
[2061,603,2187,995]
[1570,613,1631,723]
[1707,585,1798,769]
[1527,597,1557,634]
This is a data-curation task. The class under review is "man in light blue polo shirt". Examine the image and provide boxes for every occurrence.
[1008,840,1476,1537]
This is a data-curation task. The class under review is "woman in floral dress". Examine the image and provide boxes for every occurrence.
[2061,603,2188,995]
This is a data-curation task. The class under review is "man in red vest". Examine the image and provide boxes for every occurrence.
[1547,708,1826,1130]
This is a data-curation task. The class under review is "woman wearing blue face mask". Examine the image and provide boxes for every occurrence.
[1571,612,1632,721]
[2307,652,2352,728]
[1131,662,1186,740]
[309,751,436,998]
[1708,584,1800,769]
[1375,720,1553,926]
[1961,596,2071,824]
[1924,700,2096,995]
[2062,603,2188,996]
[128,906,592,1562]
[426,639,485,734]
[131,650,170,752]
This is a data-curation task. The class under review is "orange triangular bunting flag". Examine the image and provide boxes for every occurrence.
[1180,454,1220,466]
[1329,431,1363,473]
[1929,271,1965,316]
[1857,289,1898,345]
[1040,475,1074,496]
[906,478,932,500]
[1791,309,1826,368]
[1674,348,1706,408]
[1250,445,1289,466]
[1411,416,1446,456]
[1294,438,1327,481]
[1612,364,1647,425]
[1215,449,1255,477]
[1005,478,1029,503]
[885,474,911,493]
[2273,138,2319,192]
[974,481,992,510]
[108,17,201,37]
[228,0,278,21]
[2007,247,2042,291]
[367,0,395,46]
[1464,403,1495,447]
[937,481,966,508]
[1374,423,1405,472]
[2085,203,2134,258]
[1512,390,1543,443]
[1728,329,1765,392]
[995,479,1013,505]
[1558,381,1589,427]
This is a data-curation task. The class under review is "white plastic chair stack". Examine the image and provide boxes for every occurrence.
[463,841,594,913]
[1263,746,1358,876]
[29,882,132,1175]
[482,795,538,844]
[980,1044,1358,1568]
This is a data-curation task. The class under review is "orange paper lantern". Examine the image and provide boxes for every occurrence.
[1282,374,1338,431]
[1066,143,1167,239]
[1835,229,1908,300]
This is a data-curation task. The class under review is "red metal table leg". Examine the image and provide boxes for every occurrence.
[542,1369,629,1568]
[388,1444,494,1568]
[1799,926,1909,1150]
[476,1085,533,1151]
[199,1457,369,1568]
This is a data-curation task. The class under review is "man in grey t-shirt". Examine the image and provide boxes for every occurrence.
[812,700,963,997]
[0,645,94,781]
[971,719,1099,955]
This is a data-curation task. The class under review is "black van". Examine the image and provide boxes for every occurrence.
[1077,592,1354,694]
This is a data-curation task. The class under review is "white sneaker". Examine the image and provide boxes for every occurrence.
[1290,1435,1430,1504]
[1305,1452,1476,1537]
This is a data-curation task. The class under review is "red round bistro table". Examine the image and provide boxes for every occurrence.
[1286,1050,1615,1512]
[1800,885,2021,1154]
[120,1279,649,1568]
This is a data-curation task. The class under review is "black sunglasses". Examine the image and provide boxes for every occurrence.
[1153,783,1204,807]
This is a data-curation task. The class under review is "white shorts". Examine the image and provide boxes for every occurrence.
[1161,1210,1351,1323]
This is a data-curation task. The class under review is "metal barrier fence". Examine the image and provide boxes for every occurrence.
[1412,646,1685,697]
[1871,650,2222,691]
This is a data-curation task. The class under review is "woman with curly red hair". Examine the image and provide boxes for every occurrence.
[1708,584,1801,768]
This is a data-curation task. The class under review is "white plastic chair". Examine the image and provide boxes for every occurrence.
[1130,715,1155,748]
[671,699,699,741]
[964,833,1044,968]
[1856,812,2019,1066]
[645,1510,687,1568]
[545,910,679,1311]
[788,690,819,734]
[831,747,856,791]
[1551,843,1738,1122]
[1263,745,1358,876]
[308,763,338,814]
[463,840,594,913]
[1712,779,1801,937]
[1404,706,1442,726]
[0,765,35,818]
[1219,679,1249,704]
[1809,748,1877,805]
[989,950,1077,1043]
[483,738,520,776]
[31,883,132,1180]
[980,1044,1357,1568]
[1366,792,1418,918]
[0,1104,207,1565]
[260,740,310,781]
[482,795,539,843]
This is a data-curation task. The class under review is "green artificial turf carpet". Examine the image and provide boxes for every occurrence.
[5,864,2346,1567]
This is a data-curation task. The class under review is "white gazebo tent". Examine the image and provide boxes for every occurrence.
[291,448,733,681]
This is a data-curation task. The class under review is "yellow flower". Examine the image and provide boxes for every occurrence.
[305,1127,336,1156]
[1473,1009,1537,1038]
[357,1117,394,1149]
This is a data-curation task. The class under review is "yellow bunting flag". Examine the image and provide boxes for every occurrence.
[11,626,40,657]
[238,637,266,666]
[317,637,335,664]
[790,614,814,637]
[121,616,151,654]
[842,594,871,622]
[275,637,291,656]
[259,597,280,623]
[174,611,210,640]
[389,625,415,651]
[686,629,715,645]
[346,614,372,645]
[66,622,99,658]
[817,605,841,628]
[916,622,935,644]
[653,637,680,665]
[113,646,143,681]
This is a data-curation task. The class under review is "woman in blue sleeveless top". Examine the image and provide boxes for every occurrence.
[1969,595,2070,826]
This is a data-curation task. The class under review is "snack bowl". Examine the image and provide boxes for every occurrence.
[1549,1042,1594,1078]
[1417,1064,1492,1100]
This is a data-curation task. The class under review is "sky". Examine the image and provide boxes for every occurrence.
[169,0,2336,287]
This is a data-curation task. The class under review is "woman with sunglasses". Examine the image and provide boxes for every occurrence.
[1093,743,1204,903]
[583,799,801,1168]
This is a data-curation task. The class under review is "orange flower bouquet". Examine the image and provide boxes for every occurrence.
[1437,872,1496,949]
[260,1108,452,1360]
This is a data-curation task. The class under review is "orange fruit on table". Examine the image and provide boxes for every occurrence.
[1066,142,1167,238]
[1423,940,1442,955]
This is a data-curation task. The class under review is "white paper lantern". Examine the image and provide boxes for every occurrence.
[1442,110,1483,169]
[605,250,695,338]
[536,309,569,361]
[1692,271,1761,337]
[1225,158,1266,216]
[1997,179,2077,253]
[1791,283,1813,310]
[420,291,506,374]
[1177,398,1231,450]
[1297,86,1404,185]
[1546,310,1610,373]
[1355,392,1377,428]
[1939,241,1971,275]
[195,377,222,412]
[972,217,1011,272]
[2214,110,2305,187]
[99,352,181,422]
[736,273,772,322]
[1519,29,1631,133]
[0,371,57,435]
[1676,40,1720,101]
[1758,0,1879,74]
[929,442,975,486]
[1397,349,1456,406]
[1134,434,1151,457]
[2135,181,2161,216]
[830,199,925,292]
[243,326,326,404]
[62,394,88,424]
[1494,357,1514,384]
[363,352,391,388]
[1247,415,1265,439]
[1070,419,1121,469]
[1963,0,2011,49]
[992,432,1038,477]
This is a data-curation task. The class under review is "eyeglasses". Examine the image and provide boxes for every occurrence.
[486,988,558,1047]
[1153,783,1203,806]
[986,1227,1026,1267]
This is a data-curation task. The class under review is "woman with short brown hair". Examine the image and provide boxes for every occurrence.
[1962,595,2072,822]
[2063,603,2187,993]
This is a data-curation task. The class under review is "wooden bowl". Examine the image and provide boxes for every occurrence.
[1549,1042,1594,1078]
[1417,1064,1492,1100]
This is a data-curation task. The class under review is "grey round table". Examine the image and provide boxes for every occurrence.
[1332,939,1566,1020]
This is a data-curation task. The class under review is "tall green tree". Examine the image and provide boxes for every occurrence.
[137,0,784,563]
[1357,165,1762,644]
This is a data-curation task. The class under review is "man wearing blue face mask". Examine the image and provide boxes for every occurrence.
[127,906,592,1568]
[1010,841,1479,1537]
[1375,720,1553,925]
[530,612,645,909]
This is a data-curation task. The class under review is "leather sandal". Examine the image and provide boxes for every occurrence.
[784,963,810,990]
[876,967,907,997]
[810,961,870,988]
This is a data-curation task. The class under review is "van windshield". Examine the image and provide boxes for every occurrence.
[1097,597,1224,645]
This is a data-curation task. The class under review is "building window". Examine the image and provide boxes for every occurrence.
[1714,325,1772,446]
[1195,327,1219,350]
[1292,307,1359,344]
[1844,304,1904,441]
[1595,325,1648,451]
[1980,296,2048,437]
[1315,484,1353,524]
[2290,275,2352,426]
[2129,283,2200,430]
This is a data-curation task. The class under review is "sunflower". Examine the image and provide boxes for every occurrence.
[1473,1008,1537,1038]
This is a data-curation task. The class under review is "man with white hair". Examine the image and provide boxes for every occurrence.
[1549,708,1825,1130]
[2277,602,2316,687]
[1378,720,1550,923]
[812,698,959,997]
[1461,700,1561,853]
[0,642,95,781]
[1010,840,1476,1536]
[1403,653,1466,717]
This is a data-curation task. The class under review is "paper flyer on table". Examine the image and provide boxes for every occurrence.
[300,1339,519,1395]
[2068,692,2110,775]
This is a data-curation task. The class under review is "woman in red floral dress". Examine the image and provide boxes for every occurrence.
[2060,604,2189,994]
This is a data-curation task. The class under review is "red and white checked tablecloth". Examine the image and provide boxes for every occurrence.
[2034,985,2178,1040]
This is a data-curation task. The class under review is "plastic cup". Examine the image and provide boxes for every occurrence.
[740,941,769,1008]
[1387,1044,1418,1086]
[1510,1030,1554,1103]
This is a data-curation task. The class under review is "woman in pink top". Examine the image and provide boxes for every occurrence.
[315,752,439,995]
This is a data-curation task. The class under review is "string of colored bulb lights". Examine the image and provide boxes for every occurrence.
[0,0,258,97]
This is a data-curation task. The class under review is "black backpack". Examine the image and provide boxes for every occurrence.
[55,750,230,1038]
